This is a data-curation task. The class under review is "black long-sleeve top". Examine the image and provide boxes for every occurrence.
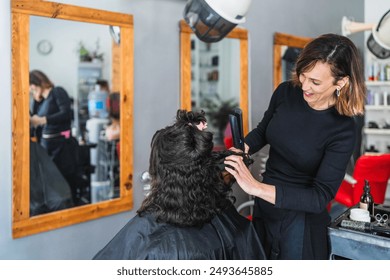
[245,81,356,214]
[36,87,72,135]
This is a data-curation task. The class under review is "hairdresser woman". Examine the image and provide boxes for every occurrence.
[224,34,366,259]
[30,70,72,158]
[29,70,77,198]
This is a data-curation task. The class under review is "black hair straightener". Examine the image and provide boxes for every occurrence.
[227,108,253,166]
[213,107,252,178]
[228,108,245,151]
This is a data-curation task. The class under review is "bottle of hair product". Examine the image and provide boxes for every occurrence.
[359,180,374,216]
[385,64,390,81]
[88,84,108,118]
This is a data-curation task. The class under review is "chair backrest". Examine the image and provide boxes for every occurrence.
[352,154,390,205]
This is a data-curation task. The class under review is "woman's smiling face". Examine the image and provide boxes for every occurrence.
[299,61,338,110]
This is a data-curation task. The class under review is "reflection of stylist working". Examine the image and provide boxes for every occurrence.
[30,70,72,158]
[29,69,79,199]
[224,34,366,260]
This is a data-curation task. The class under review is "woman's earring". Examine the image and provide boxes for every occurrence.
[336,88,340,97]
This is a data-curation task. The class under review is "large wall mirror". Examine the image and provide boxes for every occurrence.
[12,0,134,238]
[180,20,249,148]
[273,32,312,90]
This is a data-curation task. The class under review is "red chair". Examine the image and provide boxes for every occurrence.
[236,200,254,221]
[334,154,390,208]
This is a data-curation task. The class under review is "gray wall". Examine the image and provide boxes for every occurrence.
[0,0,364,259]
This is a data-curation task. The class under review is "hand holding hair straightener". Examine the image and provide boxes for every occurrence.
[227,107,252,164]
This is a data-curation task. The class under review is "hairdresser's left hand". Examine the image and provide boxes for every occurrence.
[224,154,259,196]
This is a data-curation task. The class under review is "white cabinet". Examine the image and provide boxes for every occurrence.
[364,81,390,153]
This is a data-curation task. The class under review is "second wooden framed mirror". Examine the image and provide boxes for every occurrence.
[12,0,134,238]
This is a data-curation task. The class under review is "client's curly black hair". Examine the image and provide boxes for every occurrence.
[137,109,235,227]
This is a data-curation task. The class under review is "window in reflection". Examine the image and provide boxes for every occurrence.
[190,35,240,149]
[29,16,120,216]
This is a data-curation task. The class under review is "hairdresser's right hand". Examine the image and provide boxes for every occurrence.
[224,151,276,205]
[224,154,258,196]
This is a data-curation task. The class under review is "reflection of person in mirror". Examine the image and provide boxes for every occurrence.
[94,79,119,141]
[224,34,366,260]
[30,81,44,142]
[93,109,265,260]
[105,92,120,141]
[96,79,110,93]
[29,70,79,201]
[30,70,72,159]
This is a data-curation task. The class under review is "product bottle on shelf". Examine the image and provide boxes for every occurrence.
[88,84,108,119]
[359,179,375,216]
[386,64,390,81]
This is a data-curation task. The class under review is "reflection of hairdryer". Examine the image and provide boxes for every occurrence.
[229,108,245,151]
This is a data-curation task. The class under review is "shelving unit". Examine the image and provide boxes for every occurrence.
[363,45,390,202]
[364,80,390,153]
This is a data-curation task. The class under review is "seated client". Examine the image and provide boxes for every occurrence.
[93,109,265,260]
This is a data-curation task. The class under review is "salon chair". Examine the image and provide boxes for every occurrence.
[236,200,254,220]
[334,154,390,208]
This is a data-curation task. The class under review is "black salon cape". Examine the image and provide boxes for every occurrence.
[93,206,265,260]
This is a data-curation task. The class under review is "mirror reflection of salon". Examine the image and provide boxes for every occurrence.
[190,34,240,150]
[29,16,121,216]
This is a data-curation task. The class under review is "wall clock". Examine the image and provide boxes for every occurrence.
[37,40,53,55]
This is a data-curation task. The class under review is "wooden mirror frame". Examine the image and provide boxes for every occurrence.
[179,20,249,135]
[273,32,312,90]
[12,0,134,238]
